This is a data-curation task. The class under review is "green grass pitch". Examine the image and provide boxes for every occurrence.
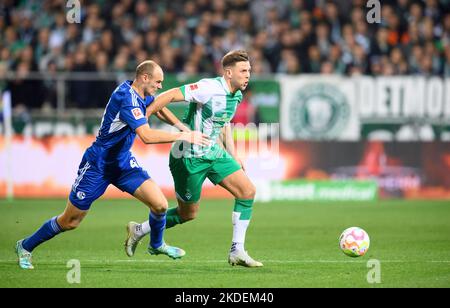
[1,199,449,288]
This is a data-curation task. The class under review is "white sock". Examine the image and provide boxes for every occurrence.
[135,220,150,238]
[231,242,245,252]
[231,212,250,252]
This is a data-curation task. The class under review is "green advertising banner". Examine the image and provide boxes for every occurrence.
[255,180,378,202]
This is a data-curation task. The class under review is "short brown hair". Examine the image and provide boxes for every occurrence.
[135,60,158,77]
[221,50,249,68]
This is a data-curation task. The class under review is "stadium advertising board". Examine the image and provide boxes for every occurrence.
[280,76,450,141]
[1,137,449,200]
[274,141,450,200]
[254,180,378,202]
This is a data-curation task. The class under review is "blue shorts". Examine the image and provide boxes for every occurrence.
[69,153,150,211]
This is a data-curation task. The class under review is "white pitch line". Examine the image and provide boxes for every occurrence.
[109,259,450,264]
[1,259,450,264]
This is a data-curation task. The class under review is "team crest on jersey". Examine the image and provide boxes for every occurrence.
[132,108,144,120]
[77,191,86,200]
[189,83,199,91]
[185,190,192,200]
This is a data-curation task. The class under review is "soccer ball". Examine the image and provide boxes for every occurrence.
[339,227,370,257]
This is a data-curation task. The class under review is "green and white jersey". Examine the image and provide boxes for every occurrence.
[178,76,242,159]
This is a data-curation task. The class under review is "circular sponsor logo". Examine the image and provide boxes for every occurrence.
[289,83,350,139]
[77,191,86,200]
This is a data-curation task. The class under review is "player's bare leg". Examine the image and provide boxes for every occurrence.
[128,179,185,259]
[219,169,263,268]
[172,199,200,224]
[57,200,89,230]
[16,200,88,269]
[125,199,199,257]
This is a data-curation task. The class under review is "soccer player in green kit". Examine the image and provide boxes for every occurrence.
[125,50,263,267]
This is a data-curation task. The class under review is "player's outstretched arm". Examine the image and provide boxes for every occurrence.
[135,124,209,146]
[147,88,185,115]
[155,107,191,132]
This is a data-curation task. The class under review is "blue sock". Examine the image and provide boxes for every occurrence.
[149,211,166,249]
[22,216,64,252]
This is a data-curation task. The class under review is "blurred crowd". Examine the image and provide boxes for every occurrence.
[0,0,449,109]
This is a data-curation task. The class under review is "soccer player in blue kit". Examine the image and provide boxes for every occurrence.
[15,61,209,269]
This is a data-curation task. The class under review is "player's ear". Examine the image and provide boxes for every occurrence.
[141,73,150,83]
[224,67,232,78]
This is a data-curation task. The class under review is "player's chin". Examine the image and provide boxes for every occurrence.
[241,83,248,90]
[146,89,156,96]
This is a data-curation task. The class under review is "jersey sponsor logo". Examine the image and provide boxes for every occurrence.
[212,114,231,123]
[132,108,144,120]
[189,83,199,91]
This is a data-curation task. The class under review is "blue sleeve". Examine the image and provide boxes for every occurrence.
[146,96,155,107]
[119,93,148,131]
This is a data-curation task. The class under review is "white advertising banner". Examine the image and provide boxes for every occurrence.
[280,75,450,141]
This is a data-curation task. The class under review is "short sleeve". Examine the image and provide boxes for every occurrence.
[119,94,148,131]
[145,96,155,107]
[179,80,211,104]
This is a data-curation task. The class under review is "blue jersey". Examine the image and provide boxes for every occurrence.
[85,80,154,170]
[69,80,153,210]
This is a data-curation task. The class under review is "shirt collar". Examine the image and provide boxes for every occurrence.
[220,77,231,94]
[126,80,145,101]
[220,76,242,97]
